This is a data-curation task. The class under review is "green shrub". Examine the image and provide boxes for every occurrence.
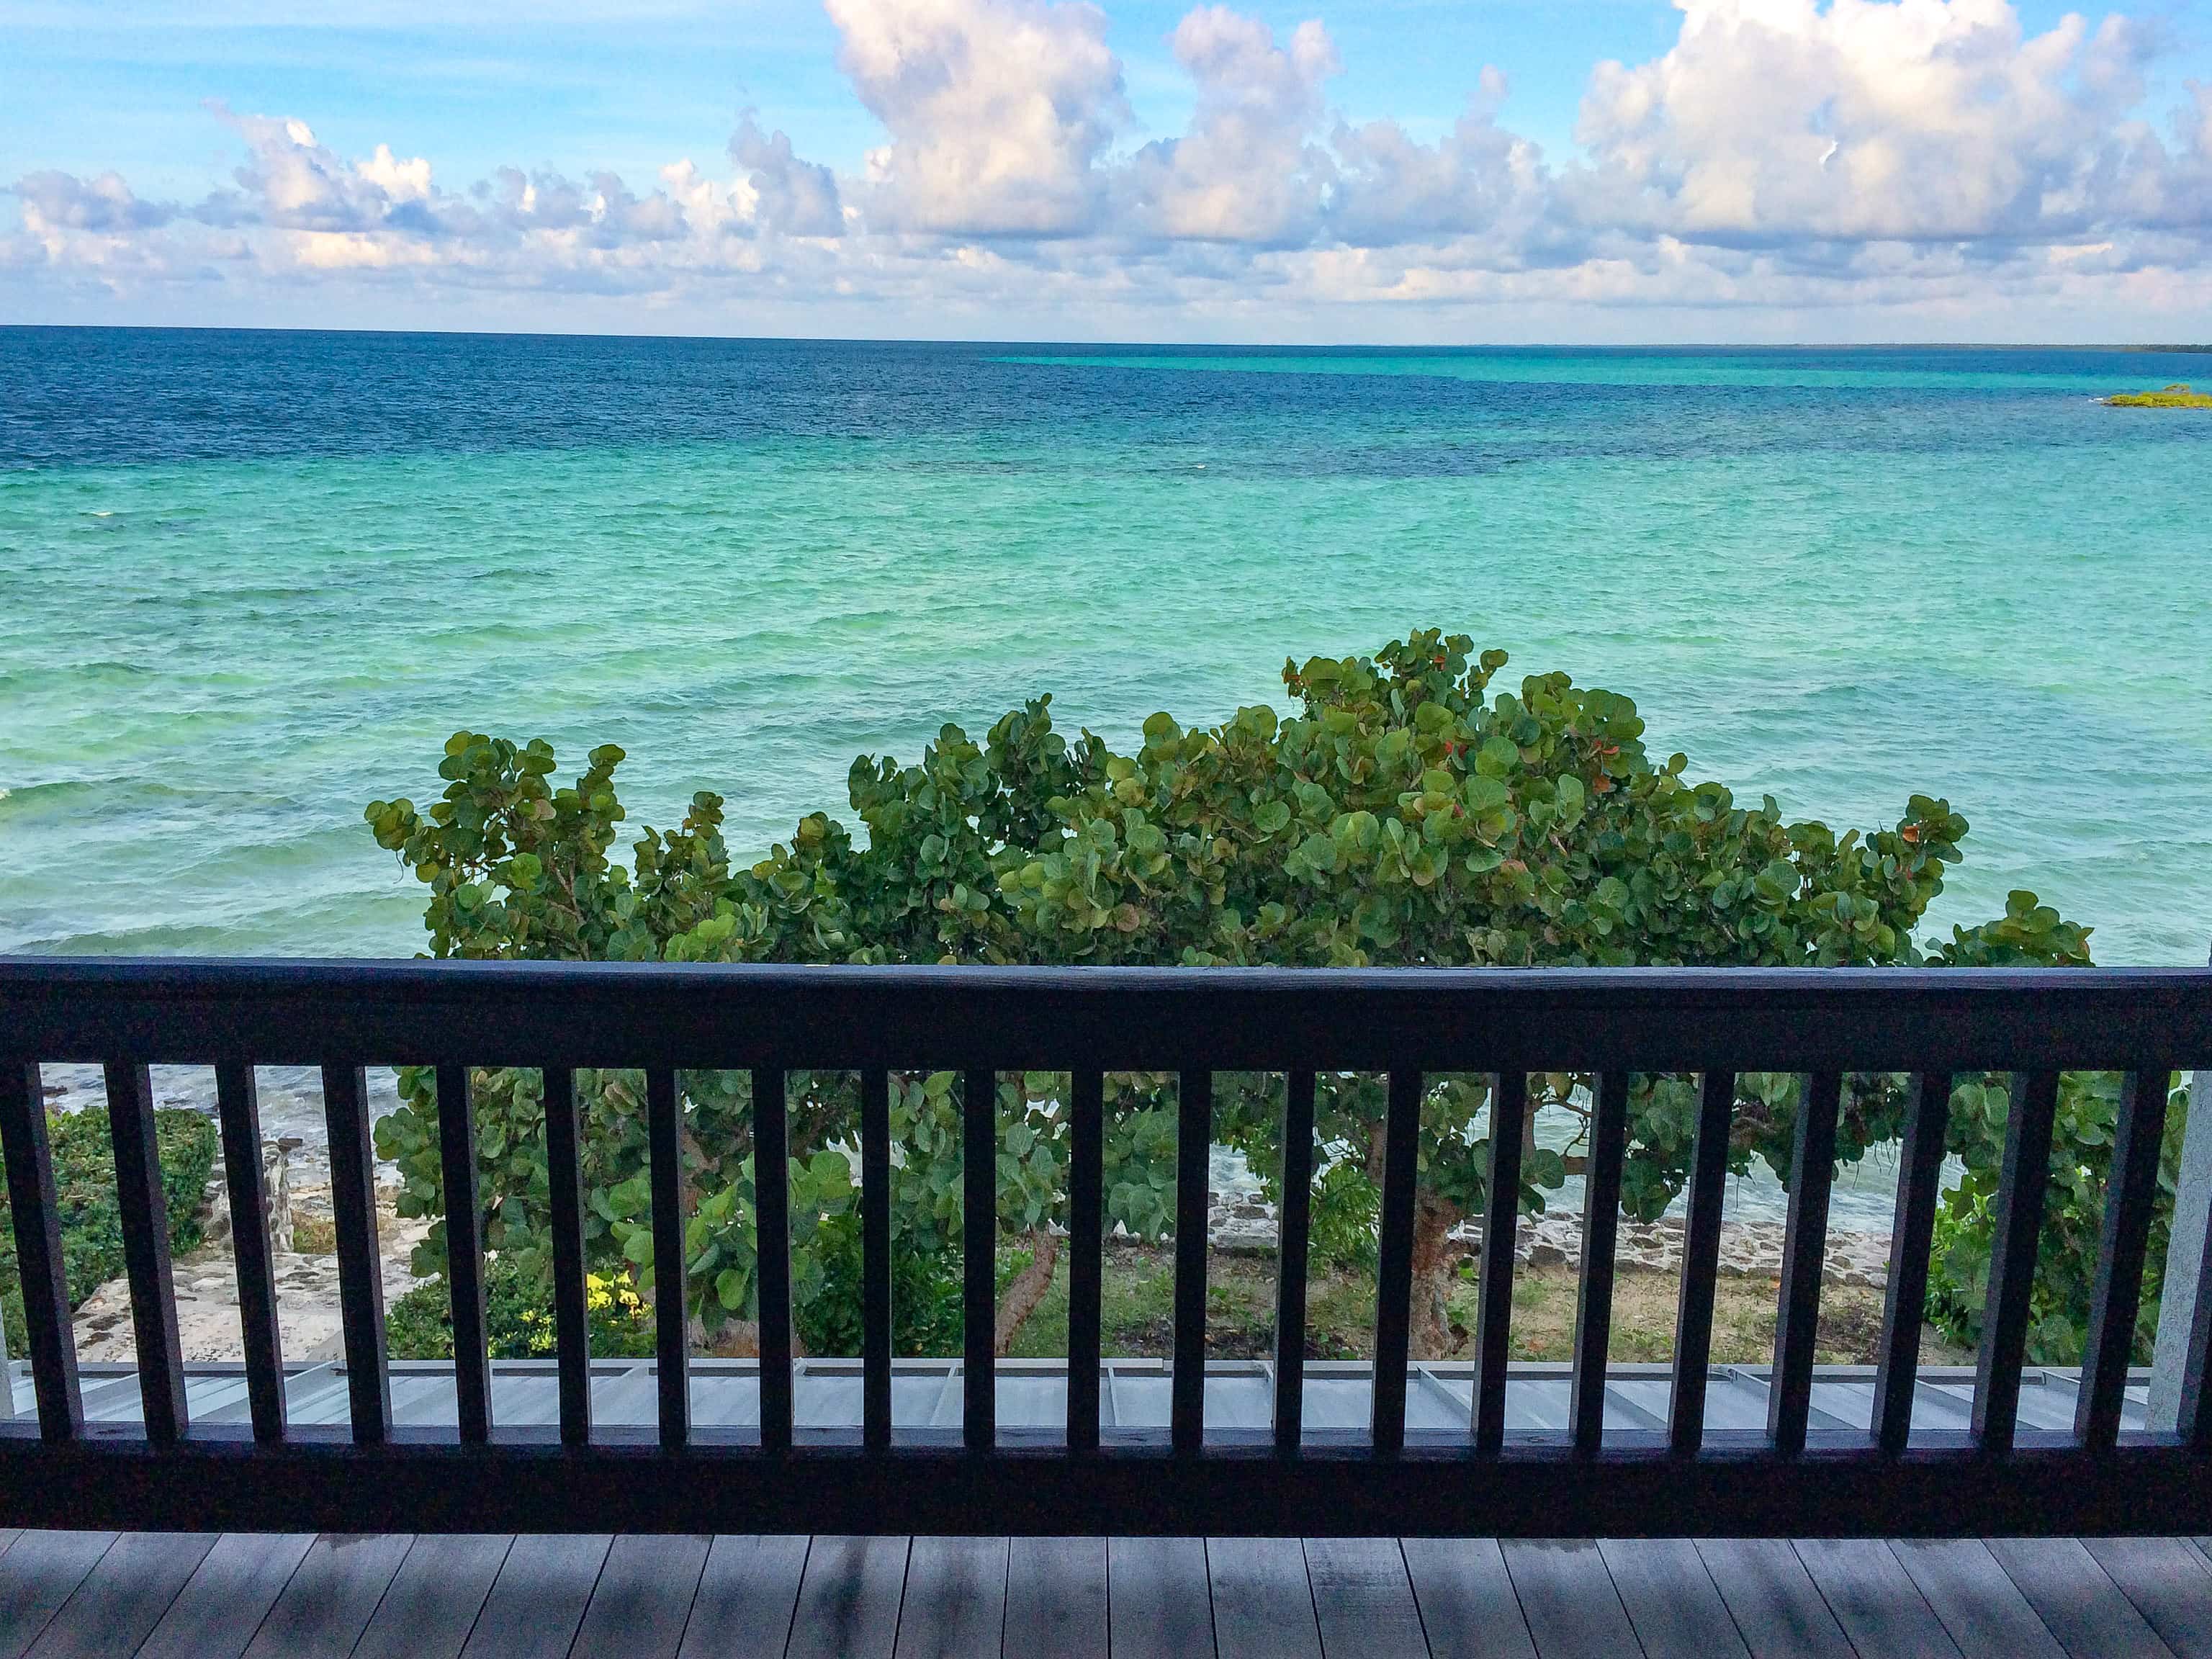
[385,1252,656,1359]
[365,628,2164,1363]
[0,1105,218,1355]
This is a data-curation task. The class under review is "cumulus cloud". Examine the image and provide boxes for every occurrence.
[731,117,845,237]
[1122,9,1340,243]
[15,170,175,234]
[827,0,1125,235]
[7,0,2212,328]
[1571,0,2164,244]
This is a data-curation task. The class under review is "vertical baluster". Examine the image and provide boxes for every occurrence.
[1668,1069,1735,1455]
[1769,1071,1842,1457]
[0,1061,80,1441]
[542,1067,592,1448]
[215,1060,285,1443]
[2177,1218,2212,1452]
[647,1069,689,1449]
[752,1068,793,1455]
[323,1064,392,1442]
[1172,1069,1210,1456]
[1872,1071,1951,1455]
[2077,1064,2172,1451]
[1569,1070,1631,1455]
[104,1063,186,1444]
[1371,1069,1422,1456]
[1973,1069,2059,1454]
[1273,1071,1316,1455]
[436,1064,490,1444]
[1473,1070,1527,1453]
[1066,1071,1104,1454]
[963,1069,997,1452]
[862,1067,891,1452]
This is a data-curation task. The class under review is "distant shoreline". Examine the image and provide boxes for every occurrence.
[1,321,2208,353]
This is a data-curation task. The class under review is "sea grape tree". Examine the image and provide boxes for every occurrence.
[367,628,2175,1363]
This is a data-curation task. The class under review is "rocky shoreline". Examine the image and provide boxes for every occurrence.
[1206,1194,1890,1290]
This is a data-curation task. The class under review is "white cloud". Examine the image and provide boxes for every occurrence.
[1570,0,2164,245]
[7,0,2212,333]
[1121,9,1339,243]
[825,0,1125,236]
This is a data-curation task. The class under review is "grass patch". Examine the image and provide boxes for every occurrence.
[0,1106,217,1354]
[1004,1242,1961,1367]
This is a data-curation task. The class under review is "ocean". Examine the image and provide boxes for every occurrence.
[4,329,2209,1223]
[4,328,2208,968]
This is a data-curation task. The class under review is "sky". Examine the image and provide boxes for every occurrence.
[5,0,2212,342]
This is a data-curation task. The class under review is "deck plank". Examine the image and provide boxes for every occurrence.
[1984,1538,2175,1659]
[894,1536,1007,1659]
[1889,1540,2067,1659]
[1304,1539,1428,1659]
[351,1536,514,1659]
[571,1534,710,1659]
[2080,1539,2212,1658]
[1601,1539,1748,1659]
[0,1532,114,1659]
[1001,1537,1107,1659]
[241,1533,414,1659]
[1501,1539,1642,1659]
[458,1533,613,1659]
[1694,1540,1853,1659]
[1207,1539,1318,1659]
[1108,1537,1214,1659]
[679,1536,811,1659]
[786,1535,908,1659]
[1400,1539,1534,1659]
[21,1532,205,1659]
[1793,1538,1961,1659]
[137,1532,315,1659]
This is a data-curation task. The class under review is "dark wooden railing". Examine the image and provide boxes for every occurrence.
[1,958,2209,1537]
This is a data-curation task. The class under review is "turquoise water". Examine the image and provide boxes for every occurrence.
[2,331,2208,963]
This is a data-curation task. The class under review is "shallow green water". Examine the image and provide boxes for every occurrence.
[2,331,2208,963]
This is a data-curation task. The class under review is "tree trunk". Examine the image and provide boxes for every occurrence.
[1408,1193,1465,1359]
[994,1228,1060,1356]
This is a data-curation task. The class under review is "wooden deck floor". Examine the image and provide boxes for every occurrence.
[1,1529,2208,1657]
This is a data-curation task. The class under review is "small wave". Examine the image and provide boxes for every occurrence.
[85,510,113,518]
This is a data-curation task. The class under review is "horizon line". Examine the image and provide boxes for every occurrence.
[2,322,2208,354]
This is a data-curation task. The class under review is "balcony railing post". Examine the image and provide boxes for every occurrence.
[1066,1071,1104,1453]
[962,1068,997,1451]
[323,1064,392,1442]
[215,1059,286,1443]
[436,1062,490,1444]
[2076,1062,2173,1450]
[2151,943,2212,1439]
[542,1066,593,1448]
[1171,1069,1210,1457]
[0,1061,80,1441]
[1769,1071,1842,1457]
[105,1061,188,1444]
[1872,1070,1952,1455]
[861,1067,892,1452]
[1473,1070,1527,1453]
[1273,1070,1316,1454]
[752,1068,793,1455]
[1569,1070,1632,1455]
[1972,1069,2060,1454]
[1371,1068,1421,1455]
[647,1068,689,1449]
[1668,1069,1735,1455]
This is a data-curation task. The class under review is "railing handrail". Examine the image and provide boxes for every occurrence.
[5,956,2211,1069]
[0,956,2208,1537]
